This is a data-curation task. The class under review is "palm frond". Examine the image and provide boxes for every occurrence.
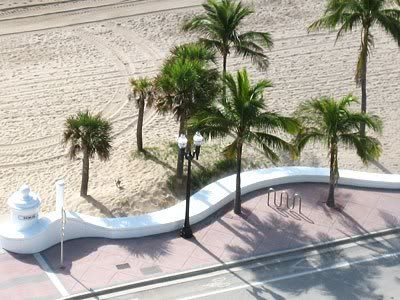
[375,10,400,47]
[254,112,299,135]
[340,133,382,164]
[223,138,239,159]
[296,95,382,165]
[62,111,113,161]
[183,0,271,71]
[294,127,325,153]
[248,131,295,162]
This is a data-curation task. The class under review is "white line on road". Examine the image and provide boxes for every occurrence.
[179,251,400,300]
[33,253,69,297]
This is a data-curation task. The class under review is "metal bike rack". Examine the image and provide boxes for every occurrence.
[267,188,276,206]
[293,193,302,214]
[268,188,302,213]
[282,192,294,210]
[274,192,283,208]
[278,191,289,209]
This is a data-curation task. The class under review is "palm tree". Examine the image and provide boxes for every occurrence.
[183,0,273,76]
[189,69,298,214]
[170,42,217,64]
[155,43,220,178]
[309,0,400,135]
[63,111,113,197]
[295,95,382,208]
[155,43,220,135]
[129,77,154,152]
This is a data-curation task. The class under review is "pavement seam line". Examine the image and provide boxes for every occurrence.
[178,250,400,300]
[33,253,69,297]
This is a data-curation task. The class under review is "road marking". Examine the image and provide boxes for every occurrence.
[179,251,400,300]
[202,277,231,289]
[33,253,69,297]
[291,257,319,269]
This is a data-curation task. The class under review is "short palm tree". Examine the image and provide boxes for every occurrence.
[63,111,113,197]
[189,69,298,214]
[295,95,382,207]
[129,77,154,152]
[155,43,220,177]
[170,42,217,64]
[183,0,273,76]
[309,0,400,135]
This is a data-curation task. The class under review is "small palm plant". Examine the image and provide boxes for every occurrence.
[309,0,400,135]
[183,0,273,75]
[295,95,382,208]
[190,69,298,214]
[129,77,154,152]
[63,111,113,197]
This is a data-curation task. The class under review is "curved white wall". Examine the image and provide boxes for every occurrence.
[1,167,399,254]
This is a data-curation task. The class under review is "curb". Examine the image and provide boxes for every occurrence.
[61,225,400,299]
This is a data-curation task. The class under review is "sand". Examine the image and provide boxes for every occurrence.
[0,0,399,217]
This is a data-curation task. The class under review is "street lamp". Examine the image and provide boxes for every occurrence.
[177,132,204,239]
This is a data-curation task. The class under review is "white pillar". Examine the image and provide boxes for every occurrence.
[55,180,64,215]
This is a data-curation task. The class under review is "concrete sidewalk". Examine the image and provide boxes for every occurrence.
[1,182,400,299]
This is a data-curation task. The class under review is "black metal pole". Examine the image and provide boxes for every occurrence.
[180,152,193,239]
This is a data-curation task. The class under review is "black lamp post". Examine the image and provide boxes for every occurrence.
[177,132,204,239]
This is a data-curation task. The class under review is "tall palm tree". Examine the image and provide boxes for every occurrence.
[129,77,154,152]
[295,95,382,207]
[189,69,298,214]
[63,111,113,196]
[309,0,400,135]
[155,43,220,178]
[183,0,273,76]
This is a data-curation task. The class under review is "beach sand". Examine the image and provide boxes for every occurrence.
[0,0,399,217]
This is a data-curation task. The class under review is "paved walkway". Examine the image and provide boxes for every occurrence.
[1,183,400,299]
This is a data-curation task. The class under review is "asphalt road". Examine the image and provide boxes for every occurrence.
[94,232,400,300]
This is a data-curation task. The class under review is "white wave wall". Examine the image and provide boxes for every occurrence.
[1,167,399,254]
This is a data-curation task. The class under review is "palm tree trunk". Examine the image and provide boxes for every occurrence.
[80,149,90,197]
[327,144,338,208]
[137,96,145,152]
[234,142,243,215]
[360,59,367,136]
[222,51,228,103]
[178,116,185,135]
[360,29,369,136]
[177,116,186,178]
[223,52,227,75]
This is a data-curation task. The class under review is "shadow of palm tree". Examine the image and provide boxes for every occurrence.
[142,149,175,172]
[208,184,400,299]
[83,195,116,217]
[220,211,386,299]
[372,160,392,174]
[39,231,174,293]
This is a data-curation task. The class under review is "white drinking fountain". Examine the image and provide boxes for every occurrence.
[7,184,41,231]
